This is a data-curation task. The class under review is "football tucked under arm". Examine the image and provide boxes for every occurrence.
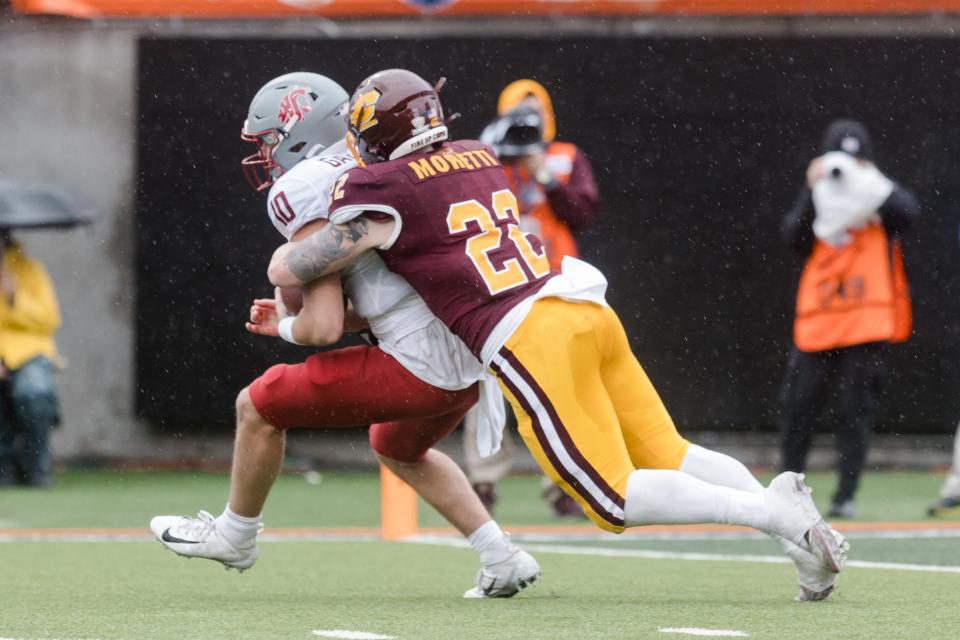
[278,286,304,315]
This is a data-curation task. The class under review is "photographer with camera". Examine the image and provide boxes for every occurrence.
[778,119,919,518]
[466,79,600,516]
[480,79,599,270]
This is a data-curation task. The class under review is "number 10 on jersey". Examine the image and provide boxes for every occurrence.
[446,189,550,295]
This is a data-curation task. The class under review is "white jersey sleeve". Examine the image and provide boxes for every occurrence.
[264,142,356,241]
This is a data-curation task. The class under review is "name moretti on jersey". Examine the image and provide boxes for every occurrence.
[406,148,500,181]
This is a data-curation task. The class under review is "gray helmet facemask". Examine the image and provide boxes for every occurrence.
[241,72,349,192]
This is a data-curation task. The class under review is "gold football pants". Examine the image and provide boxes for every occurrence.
[491,298,690,532]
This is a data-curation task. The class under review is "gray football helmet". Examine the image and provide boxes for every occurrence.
[241,72,348,192]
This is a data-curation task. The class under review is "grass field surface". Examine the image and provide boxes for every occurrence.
[1,470,958,640]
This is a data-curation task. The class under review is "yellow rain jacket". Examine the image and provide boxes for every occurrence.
[0,243,61,370]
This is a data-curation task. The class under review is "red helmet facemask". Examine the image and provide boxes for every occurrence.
[240,129,282,192]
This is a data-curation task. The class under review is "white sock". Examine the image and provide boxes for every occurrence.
[679,444,764,493]
[467,520,514,566]
[679,445,795,553]
[216,505,261,547]
[624,469,770,531]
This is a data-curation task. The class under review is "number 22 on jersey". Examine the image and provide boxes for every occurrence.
[446,189,550,295]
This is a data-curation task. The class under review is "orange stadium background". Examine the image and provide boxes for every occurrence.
[11,0,960,19]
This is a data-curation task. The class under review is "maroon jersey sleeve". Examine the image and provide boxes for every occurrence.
[330,140,556,355]
[327,166,406,249]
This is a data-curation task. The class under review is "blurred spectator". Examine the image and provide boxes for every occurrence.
[467,79,600,516]
[779,119,919,518]
[481,79,599,270]
[0,230,62,487]
[928,425,960,516]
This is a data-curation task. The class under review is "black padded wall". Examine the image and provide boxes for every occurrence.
[135,37,960,433]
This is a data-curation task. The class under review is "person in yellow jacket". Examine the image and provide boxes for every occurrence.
[779,119,919,518]
[0,230,61,487]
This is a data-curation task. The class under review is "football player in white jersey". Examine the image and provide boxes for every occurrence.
[150,73,539,599]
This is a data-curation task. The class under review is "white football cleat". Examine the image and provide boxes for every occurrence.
[804,518,849,576]
[763,472,826,546]
[781,528,849,602]
[765,472,850,600]
[149,510,260,572]
[463,549,541,599]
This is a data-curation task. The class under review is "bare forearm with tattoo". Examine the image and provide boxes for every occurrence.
[268,215,394,287]
[285,218,369,283]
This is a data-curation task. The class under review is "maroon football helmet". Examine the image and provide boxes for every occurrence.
[345,69,449,166]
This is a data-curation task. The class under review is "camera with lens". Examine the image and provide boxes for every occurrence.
[481,105,546,161]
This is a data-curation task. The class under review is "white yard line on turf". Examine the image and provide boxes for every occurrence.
[7,527,960,544]
[0,534,153,542]
[0,530,960,576]
[508,529,960,541]
[659,628,749,637]
[409,535,960,574]
[0,533,380,543]
[312,631,394,640]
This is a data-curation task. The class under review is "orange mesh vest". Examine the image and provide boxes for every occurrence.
[794,223,912,352]
[503,142,579,271]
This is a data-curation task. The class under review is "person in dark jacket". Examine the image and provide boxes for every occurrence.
[779,119,919,518]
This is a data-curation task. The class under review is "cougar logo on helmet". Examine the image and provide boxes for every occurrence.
[278,88,312,128]
[241,72,349,192]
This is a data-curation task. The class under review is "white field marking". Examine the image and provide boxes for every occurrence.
[846,559,960,573]
[659,628,749,637]
[2,528,958,544]
[0,533,380,543]
[312,631,394,640]
[0,533,153,543]
[260,533,381,543]
[409,535,960,574]
[506,529,960,542]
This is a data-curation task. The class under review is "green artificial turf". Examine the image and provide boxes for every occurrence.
[1,469,958,639]
[0,540,957,640]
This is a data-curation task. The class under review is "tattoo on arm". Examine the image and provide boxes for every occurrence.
[285,217,370,283]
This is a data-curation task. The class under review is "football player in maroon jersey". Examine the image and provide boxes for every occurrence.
[268,69,849,601]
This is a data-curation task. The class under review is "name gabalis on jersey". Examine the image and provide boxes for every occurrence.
[405,147,500,182]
